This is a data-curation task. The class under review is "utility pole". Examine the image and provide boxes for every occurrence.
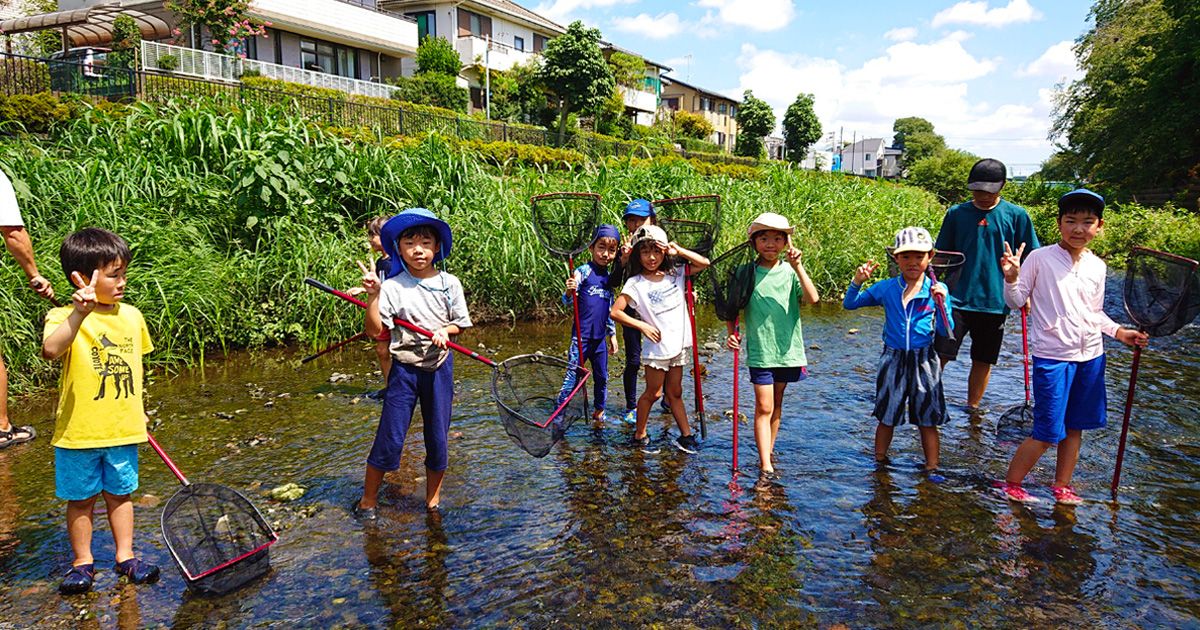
[851,131,857,176]
[485,34,491,120]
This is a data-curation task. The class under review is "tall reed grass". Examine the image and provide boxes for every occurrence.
[1,99,1195,392]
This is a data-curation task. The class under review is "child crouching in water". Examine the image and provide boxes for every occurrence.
[355,208,472,519]
[610,225,709,454]
[43,228,160,594]
[560,225,621,423]
[725,212,819,476]
[999,189,1147,504]
[844,227,952,474]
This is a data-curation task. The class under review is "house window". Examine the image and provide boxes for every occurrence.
[533,34,548,52]
[514,36,525,51]
[718,102,727,115]
[700,97,710,112]
[300,38,357,78]
[663,97,679,111]
[865,153,872,161]
[457,8,491,38]
[717,131,726,147]
[409,11,436,41]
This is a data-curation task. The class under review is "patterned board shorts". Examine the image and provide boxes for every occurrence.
[873,346,947,427]
[643,349,690,372]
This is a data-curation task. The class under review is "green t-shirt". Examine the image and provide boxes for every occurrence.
[744,262,807,368]
[933,198,1040,315]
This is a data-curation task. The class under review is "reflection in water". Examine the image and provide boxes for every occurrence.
[362,510,452,627]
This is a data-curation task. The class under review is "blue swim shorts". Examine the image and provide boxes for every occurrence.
[1031,354,1108,445]
[55,444,140,501]
[748,366,808,386]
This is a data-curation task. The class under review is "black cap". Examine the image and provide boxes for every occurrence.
[967,158,1006,193]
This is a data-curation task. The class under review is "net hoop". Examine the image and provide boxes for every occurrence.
[530,192,602,259]
[159,482,278,589]
[652,195,721,257]
[1124,246,1200,336]
[709,241,758,322]
[491,353,590,429]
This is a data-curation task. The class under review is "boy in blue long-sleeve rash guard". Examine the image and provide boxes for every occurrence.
[559,225,621,422]
[844,227,953,473]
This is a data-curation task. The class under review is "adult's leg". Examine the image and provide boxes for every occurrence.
[636,367,666,439]
[753,383,776,472]
[662,365,691,435]
[66,495,99,566]
[966,361,993,409]
[103,491,134,563]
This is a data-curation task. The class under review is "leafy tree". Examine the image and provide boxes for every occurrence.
[165,0,268,56]
[782,92,821,163]
[537,21,615,143]
[391,73,469,113]
[1053,0,1200,203]
[673,110,713,141]
[109,15,142,70]
[734,90,774,158]
[416,35,462,76]
[608,51,646,89]
[892,117,945,172]
[1034,150,1084,182]
[485,59,551,124]
[594,89,632,138]
[907,148,979,204]
[892,117,935,151]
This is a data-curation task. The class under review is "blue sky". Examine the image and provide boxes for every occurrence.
[531,0,1092,174]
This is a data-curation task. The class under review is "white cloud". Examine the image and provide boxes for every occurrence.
[612,12,684,39]
[695,0,795,32]
[931,0,1042,28]
[884,27,918,42]
[533,0,639,25]
[733,32,1057,165]
[1017,40,1080,81]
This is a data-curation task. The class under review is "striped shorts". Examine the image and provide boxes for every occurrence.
[873,346,947,427]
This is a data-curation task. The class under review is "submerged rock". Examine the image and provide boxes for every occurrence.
[269,483,307,502]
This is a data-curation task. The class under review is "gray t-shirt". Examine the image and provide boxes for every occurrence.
[378,270,472,370]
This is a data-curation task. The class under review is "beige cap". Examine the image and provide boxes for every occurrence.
[887,226,934,255]
[747,212,794,238]
[631,224,670,248]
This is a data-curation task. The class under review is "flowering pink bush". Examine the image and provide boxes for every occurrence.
[167,0,268,57]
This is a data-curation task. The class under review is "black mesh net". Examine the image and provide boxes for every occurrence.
[996,403,1034,443]
[886,250,965,290]
[161,482,277,596]
[530,192,601,258]
[708,242,758,321]
[1124,247,1200,338]
[653,195,721,257]
[491,354,590,458]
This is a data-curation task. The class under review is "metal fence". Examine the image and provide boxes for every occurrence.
[0,50,758,167]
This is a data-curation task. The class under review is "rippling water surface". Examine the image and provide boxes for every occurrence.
[1,275,1197,628]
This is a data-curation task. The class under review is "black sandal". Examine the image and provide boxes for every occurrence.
[0,424,36,449]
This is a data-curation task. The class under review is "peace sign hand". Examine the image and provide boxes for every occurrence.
[1000,241,1025,283]
[357,259,381,296]
[853,260,880,285]
[70,270,99,315]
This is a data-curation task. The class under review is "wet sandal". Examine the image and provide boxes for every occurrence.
[0,424,36,449]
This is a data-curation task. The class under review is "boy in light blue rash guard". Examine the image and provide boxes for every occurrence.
[845,227,953,475]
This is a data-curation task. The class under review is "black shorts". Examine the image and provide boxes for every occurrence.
[933,309,1007,365]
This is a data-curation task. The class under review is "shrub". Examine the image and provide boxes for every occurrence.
[459,139,585,170]
[0,92,72,133]
[906,148,978,204]
[157,54,179,71]
[415,35,462,76]
[391,73,469,114]
[0,58,52,94]
[674,110,714,141]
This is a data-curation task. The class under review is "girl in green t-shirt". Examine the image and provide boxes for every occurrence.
[724,213,819,476]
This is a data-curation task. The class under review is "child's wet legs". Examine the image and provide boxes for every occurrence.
[663,365,691,436]
[753,383,776,471]
[1006,437,1053,484]
[360,464,385,509]
[918,426,940,470]
[637,367,666,438]
[66,496,99,566]
[102,491,134,563]
[1054,429,1083,487]
[425,468,445,509]
[874,423,895,462]
[770,383,787,450]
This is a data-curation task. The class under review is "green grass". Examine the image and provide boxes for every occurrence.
[1,99,1196,393]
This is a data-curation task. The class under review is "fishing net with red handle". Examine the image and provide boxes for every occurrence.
[492,353,591,458]
[161,482,277,596]
[886,250,965,292]
[530,192,602,259]
[709,242,758,322]
[997,306,1034,443]
[652,195,722,258]
[1124,247,1200,337]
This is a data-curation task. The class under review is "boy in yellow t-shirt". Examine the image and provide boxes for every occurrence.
[42,228,159,595]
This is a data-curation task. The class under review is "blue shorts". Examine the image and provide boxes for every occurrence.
[748,366,808,386]
[55,444,140,501]
[1031,354,1108,444]
[368,355,454,472]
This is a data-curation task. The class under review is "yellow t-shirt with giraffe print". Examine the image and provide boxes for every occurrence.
[43,304,154,449]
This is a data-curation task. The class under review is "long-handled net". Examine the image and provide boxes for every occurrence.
[1112,247,1200,496]
[493,354,591,457]
[148,434,277,596]
[306,278,591,458]
[530,192,601,413]
[997,306,1034,442]
[654,195,722,440]
[708,242,759,472]
[886,250,964,334]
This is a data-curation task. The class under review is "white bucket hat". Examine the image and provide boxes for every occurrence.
[747,212,794,238]
[887,226,934,255]
[631,224,670,248]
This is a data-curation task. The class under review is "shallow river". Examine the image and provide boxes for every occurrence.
[1,276,1197,628]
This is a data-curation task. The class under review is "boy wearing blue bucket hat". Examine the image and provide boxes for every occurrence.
[354,208,472,518]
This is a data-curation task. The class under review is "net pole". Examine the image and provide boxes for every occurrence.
[732,318,740,473]
[1111,345,1142,497]
[567,257,587,402]
[684,267,706,440]
[147,433,190,487]
[301,331,368,364]
[926,267,952,333]
[1020,306,1031,404]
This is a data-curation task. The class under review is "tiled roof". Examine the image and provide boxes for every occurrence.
[661,75,738,103]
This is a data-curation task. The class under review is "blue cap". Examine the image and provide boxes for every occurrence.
[592,224,620,245]
[1058,188,1105,216]
[380,208,452,278]
[623,198,654,218]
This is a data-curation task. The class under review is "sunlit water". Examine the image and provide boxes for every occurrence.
[1,275,1197,628]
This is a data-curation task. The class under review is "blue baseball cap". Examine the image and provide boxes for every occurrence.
[623,199,654,218]
[592,224,620,245]
[1058,188,1105,217]
[380,208,452,278]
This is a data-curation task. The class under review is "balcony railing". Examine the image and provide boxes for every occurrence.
[141,41,396,100]
[455,36,536,72]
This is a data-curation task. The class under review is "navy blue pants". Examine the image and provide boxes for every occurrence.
[621,319,642,411]
[368,355,454,472]
[560,335,608,412]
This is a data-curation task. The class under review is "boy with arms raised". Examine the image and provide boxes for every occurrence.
[355,209,471,519]
[43,228,159,594]
[999,190,1147,504]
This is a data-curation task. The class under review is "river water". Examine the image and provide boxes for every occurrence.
[0,277,1197,628]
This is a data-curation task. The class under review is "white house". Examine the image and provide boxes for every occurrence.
[837,137,901,178]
